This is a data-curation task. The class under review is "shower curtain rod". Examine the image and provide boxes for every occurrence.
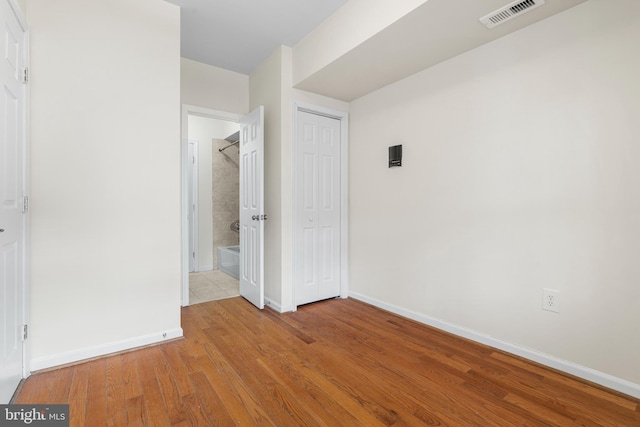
[219,140,239,152]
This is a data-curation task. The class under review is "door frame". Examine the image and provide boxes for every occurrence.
[292,102,349,310]
[187,139,198,273]
[18,0,29,381]
[181,104,242,306]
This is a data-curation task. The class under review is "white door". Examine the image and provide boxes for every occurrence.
[295,112,341,306]
[239,106,264,309]
[0,0,27,404]
[187,140,198,272]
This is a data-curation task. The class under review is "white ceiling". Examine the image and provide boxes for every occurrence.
[164,0,348,75]
[166,0,589,101]
[295,0,589,101]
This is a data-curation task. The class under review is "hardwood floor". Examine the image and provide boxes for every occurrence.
[15,297,640,426]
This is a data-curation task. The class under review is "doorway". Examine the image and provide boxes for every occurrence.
[181,105,242,306]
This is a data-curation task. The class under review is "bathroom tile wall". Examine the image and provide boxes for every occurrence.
[212,138,240,269]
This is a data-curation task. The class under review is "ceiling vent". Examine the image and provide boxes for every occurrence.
[480,0,545,29]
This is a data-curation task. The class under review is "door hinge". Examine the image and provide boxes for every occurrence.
[22,196,29,213]
[22,67,29,84]
[22,325,28,341]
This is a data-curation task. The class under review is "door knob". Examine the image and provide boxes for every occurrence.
[252,215,259,221]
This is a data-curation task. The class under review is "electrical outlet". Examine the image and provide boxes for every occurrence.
[542,288,560,313]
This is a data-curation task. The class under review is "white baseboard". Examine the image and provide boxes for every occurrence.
[30,327,183,372]
[350,292,640,399]
[264,297,294,314]
[197,265,213,272]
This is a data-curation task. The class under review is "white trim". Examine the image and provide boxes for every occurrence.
[265,297,295,314]
[197,265,214,272]
[7,0,27,31]
[187,139,199,274]
[180,105,243,307]
[183,104,243,123]
[183,139,200,273]
[30,328,183,372]
[292,102,349,310]
[21,25,30,380]
[350,292,640,399]
[181,111,188,306]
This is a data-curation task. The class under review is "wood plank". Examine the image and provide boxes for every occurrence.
[84,358,107,427]
[196,350,265,425]
[199,340,279,426]
[68,363,90,427]
[125,395,146,427]
[147,345,188,425]
[46,368,73,403]
[227,301,408,425]
[213,303,383,425]
[287,304,509,424]
[158,343,196,397]
[12,379,39,404]
[105,354,127,427]
[491,350,638,410]
[216,306,424,425]
[190,371,237,425]
[12,297,640,426]
[120,351,142,400]
[208,304,332,426]
[178,393,211,427]
[106,383,127,427]
[14,369,53,403]
[105,354,123,388]
[135,349,171,427]
[211,333,328,426]
[230,309,369,425]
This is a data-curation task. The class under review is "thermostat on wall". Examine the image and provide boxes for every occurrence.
[389,145,402,168]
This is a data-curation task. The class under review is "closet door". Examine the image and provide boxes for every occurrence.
[294,111,341,306]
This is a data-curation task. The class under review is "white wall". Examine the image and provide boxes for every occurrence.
[250,47,284,308]
[181,58,249,114]
[187,116,239,270]
[349,0,640,390]
[292,88,350,113]
[14,0,26,15]
[28,0,182,369]
[292,0,426,85]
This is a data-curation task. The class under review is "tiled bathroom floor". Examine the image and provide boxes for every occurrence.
[189,270,240,305]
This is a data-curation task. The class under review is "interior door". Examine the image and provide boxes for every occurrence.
[0,0,27,404]
[295,111,341,306]
[239,106,264,309]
